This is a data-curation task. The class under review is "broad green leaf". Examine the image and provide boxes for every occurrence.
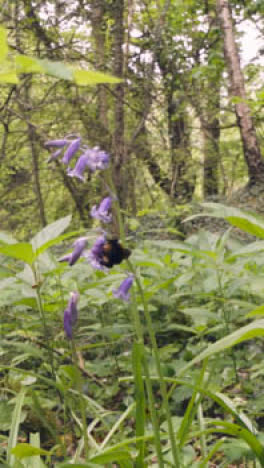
[0,26,8,62]
[200,420,264,465]
[179,319,264,375]
[89,449,132,464]
[186,203,264,239]
[74,69,121,86]
[7,389,26,466]
[31,215,72,251]
[38,59,73,80]
[246,304,264,318]
[35,230,81,257]
[16,55,44,74]
[0,66,19,84]
[0,242,34,264]
[11,443,50,459]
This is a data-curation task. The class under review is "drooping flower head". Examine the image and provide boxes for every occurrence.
[86,235,107,271]
[86,147,110,172]
[91,197,112,223]
[113,276,134,302]
[45,139,68,148]
[64,291,79,339]
[59,237,87,266]
[47,148,64,163]
[67,153,90,181]
[61,138,81,165]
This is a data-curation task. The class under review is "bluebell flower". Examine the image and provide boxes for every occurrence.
[64,291,79,339]
[61,138,81,165]
[47,148,64,163]
[45,139,68,148]
[91,197,112,223]
[85,147,110,172]
[59,237,87,266]
[67,153,90,181]
[113,276,134,302]
[86,235,107,270]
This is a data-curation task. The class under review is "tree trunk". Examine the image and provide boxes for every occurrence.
[91,0,109,134]
[28,123,47,228]
[168,96,195,202]
[111,0,126,205]
[216,0,264,185]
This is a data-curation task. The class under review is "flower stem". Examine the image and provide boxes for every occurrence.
[130,291,164,467]
[129,261,181,467]
[71,339,89,460]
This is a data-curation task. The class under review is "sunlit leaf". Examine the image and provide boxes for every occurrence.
[16,55,44,74]
[11,443,50,459]
[74,69,121,86]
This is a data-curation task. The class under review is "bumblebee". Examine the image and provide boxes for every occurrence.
[101,239,131,268]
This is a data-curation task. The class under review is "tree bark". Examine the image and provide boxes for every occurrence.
[111,0,126,205]
[216,0,264,185]
[28,123,47,228]
[167,96,195,202]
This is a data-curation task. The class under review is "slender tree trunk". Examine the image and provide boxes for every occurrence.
[112,0,126,205]
[28,124,47,227]
[91,0,109,132]
[216,0,264,185]
[168,96,195,202]
[202,86,220,197]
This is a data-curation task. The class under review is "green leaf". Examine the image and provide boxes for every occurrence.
[11,443,50,459]
[31,215,72,252]
[179,319,264,375]
[7,389,26,466]
[15,55,44,74]
[0,27,8,62]
[246,304,264,318]
[186,203,264,239]
[37,59,73,80]
[74,69,121,86]
[35,230,80,257]
[89,449,132,464]
[0,242,34,264]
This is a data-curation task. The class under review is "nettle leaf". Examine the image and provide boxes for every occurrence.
[15,55,44,74]
[74,69,121,86]
[186,203,264,239]
[0,242,34,264]
[0,26,8,62]
[31,215,72,252]
[180,319,264,375]
[11,443,50,459]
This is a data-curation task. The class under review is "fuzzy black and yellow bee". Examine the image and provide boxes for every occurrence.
[101,239,131,268]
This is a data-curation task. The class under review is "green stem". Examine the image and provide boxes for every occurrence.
[197,403,207,461]
[129,262,181,467]
[71,339,89,460]
[130,292,164,468]
[216,268,238,382]
[32,265,55,378]
[106,171,164,465]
